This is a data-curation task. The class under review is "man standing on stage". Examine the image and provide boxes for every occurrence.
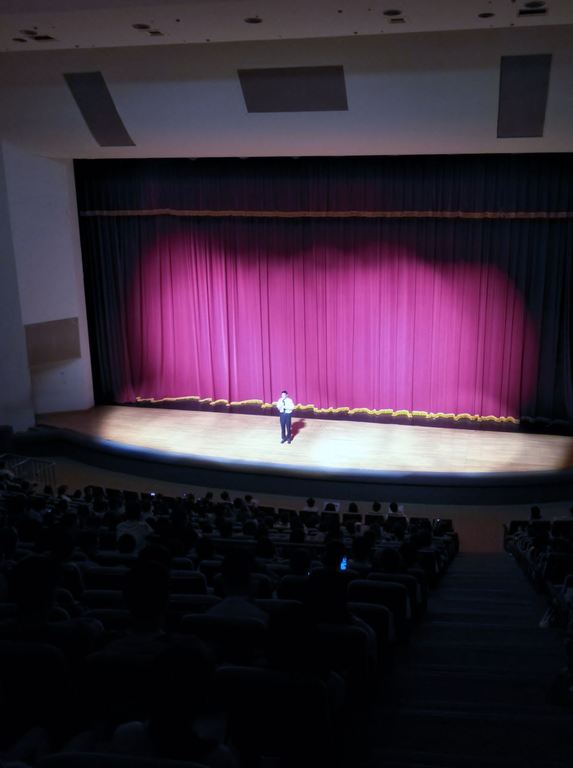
[276,390,295,444]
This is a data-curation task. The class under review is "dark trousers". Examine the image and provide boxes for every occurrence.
[280,412,292,441]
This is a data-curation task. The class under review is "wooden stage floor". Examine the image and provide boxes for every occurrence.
[38,406,573,477]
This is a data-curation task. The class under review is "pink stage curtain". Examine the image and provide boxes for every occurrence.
[87,216,545,420]
[77,156,573,425]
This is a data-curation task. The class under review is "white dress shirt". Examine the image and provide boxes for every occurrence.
[277,395,294,413]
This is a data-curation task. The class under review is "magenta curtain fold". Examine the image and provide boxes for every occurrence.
[117,218,537,419]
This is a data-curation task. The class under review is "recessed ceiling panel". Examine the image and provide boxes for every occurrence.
[238,65,348,113]
[63,71,135,146]
[497,54,552,138]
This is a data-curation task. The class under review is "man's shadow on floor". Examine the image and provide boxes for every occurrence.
[290,419,307,442]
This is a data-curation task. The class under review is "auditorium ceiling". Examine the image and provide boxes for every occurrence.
[0,0,572,157]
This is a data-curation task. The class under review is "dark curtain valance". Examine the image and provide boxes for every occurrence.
[75,155,573,217]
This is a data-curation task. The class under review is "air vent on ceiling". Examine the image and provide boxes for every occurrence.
[518,7,547,15]
[63,71,135,147]
[389,17,406,23]
[238,65,348,113]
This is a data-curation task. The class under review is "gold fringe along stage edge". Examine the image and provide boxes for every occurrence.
[134,395,519,424]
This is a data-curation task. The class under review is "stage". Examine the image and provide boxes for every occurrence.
[34,406,573,505]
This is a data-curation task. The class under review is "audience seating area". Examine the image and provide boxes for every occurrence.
[0,461,459,768]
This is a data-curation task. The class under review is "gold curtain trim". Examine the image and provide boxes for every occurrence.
[134,395,519,424]
[80,209,573,220]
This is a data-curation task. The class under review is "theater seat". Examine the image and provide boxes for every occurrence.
[38,753,208,768]
[213,571,273,598]
[0,642,73,748]
[169,570,208,595]
[83,566,129,591]
[180,614,267,664]
[276,574,309,601]
[347,579,410,642]
[215,664,334,766]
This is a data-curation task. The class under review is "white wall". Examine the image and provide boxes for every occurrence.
[0,143,35,431]
[0,25,572,159]
[1,142,93,415]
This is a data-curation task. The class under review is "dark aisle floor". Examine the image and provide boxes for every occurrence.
[361,553,573,768]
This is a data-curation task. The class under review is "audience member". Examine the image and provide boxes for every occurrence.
[207,550,268,622]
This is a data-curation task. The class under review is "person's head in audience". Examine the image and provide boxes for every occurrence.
[289,527,306,544]
[289,548,311,576]
[77,530,99,559]
[372,501,382,513]
[368,522,383,541]
[94,499,109,515]
[306,497,316,508]
[221,490,230,502]
[306,568,350,624]
[362,528,377,546]
[352,535,373,563]
[220,550,254,598]
[348,502,359,514]
[125,500,143,521]
[530,506,542,520]
[255,535,276,559]
[124,560,170,629]
[0,526,18,561]
[373,547,403,573]
[323,539,346,570]
[413,529,432,547]
[117,533,137,554]
[146,638,219,761]
[30,494,47,515]
[266,604,321,674]
[195,536,215,562]
[324,502,336,512]
[57,485,69,498]
[138,542,172,568]
[60,511,78,530]
[389,501,399,514]
[243,519,258,537]
[170,506,188,530]
[324,518,342,542]
[10,555,60,621]
[217,518,234,538]
[55,497,68,515]
[48,528,76,563]
[548,537,572,553]
[345,520,356,536]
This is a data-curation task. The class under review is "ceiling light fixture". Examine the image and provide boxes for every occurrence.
[383,9,402,16]
[244,16,263,24]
